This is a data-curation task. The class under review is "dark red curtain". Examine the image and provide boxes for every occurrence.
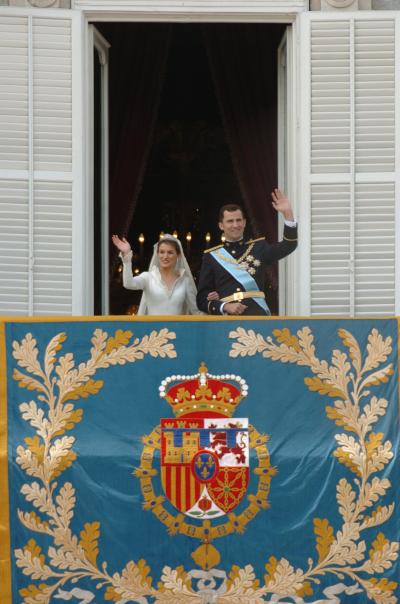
[203,24,285,310]
[98,23,171,267]
[203,24,285,240]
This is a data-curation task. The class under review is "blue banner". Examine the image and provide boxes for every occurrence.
[1,317,399,603]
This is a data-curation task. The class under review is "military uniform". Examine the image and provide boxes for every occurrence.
[196,223,298,315]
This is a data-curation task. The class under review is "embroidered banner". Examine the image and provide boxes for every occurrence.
[0,317,399,603]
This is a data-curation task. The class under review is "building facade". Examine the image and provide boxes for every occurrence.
[0,0,399,316]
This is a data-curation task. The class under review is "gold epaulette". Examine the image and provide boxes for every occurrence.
[246,236,265,244]
[204,244,223,253]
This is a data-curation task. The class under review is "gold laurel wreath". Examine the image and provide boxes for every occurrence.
[11,325,399,603]
[12,327,181,603]
[227,325,399,603]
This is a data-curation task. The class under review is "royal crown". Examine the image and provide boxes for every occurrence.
[159,362,248,418]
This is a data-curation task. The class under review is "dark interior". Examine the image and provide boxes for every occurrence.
[93,22,286,314]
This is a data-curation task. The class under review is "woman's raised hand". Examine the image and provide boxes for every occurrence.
[112,235,131,256]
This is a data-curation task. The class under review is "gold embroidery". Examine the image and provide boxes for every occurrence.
[246,236,265,244]
[11,324,399,602]
[136,423,274,546]
[229,325,399,601]
[213,243,260,274]
[204,244,223,253]
[215,243,254,265]
[12,328,177,602]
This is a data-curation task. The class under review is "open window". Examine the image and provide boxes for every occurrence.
[277,26,298,316]
[89,25,110,315]
[94,22,293,316]
[0,9,301,317]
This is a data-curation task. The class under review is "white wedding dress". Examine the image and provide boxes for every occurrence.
[119,237,200,315]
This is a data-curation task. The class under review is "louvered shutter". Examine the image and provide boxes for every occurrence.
[298,12,398,316]
[0,8,83,316]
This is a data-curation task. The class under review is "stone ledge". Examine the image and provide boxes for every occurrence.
[8,0,71,7]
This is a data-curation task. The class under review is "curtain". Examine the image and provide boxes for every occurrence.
[203,24,285,309]
[98,23,171,268]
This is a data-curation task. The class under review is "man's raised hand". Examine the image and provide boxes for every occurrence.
[271,188,294,222]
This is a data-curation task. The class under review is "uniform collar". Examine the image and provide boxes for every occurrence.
[225,238,245,247]
[224,239,246,256]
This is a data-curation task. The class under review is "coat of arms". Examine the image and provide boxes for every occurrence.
[161,416,249,518]
[136,362,274,569]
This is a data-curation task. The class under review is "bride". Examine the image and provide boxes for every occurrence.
[112,233,201,315]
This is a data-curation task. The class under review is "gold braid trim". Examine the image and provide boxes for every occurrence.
[204,244,223,253]
[246,237,265,244]
[213,243,255,266]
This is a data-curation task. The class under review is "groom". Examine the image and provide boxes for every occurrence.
[196,189,298,315]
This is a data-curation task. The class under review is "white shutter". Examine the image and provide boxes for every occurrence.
[298,12,398,316]
[0,16,28,171]
[354,20,395,174]
[33,18,73,173]
[0,16,29,314]
[0,180,29,313]
[310,20,351,176]
[33,180,72,314]
[355,182,395,315]
[0,8,83,316]
[310,183,351,315]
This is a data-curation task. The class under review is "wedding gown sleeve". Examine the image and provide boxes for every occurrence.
[120,252,149,290]
[184,275,202,315]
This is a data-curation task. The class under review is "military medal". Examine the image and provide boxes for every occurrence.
[214,243,261,275]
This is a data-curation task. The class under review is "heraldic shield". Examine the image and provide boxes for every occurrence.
[138,361,274,570]
[160,363,249,518]
[161,417,249,517]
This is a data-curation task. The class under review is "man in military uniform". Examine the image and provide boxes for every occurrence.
[197,189,297,315]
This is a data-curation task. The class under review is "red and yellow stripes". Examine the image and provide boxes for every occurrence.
[161,465,201,513]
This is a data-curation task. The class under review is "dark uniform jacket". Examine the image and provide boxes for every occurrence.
[196,224,298,315]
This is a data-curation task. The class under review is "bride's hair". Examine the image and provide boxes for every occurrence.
[157,238,181,255]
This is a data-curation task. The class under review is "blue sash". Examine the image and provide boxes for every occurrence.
[210,248,270,314]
